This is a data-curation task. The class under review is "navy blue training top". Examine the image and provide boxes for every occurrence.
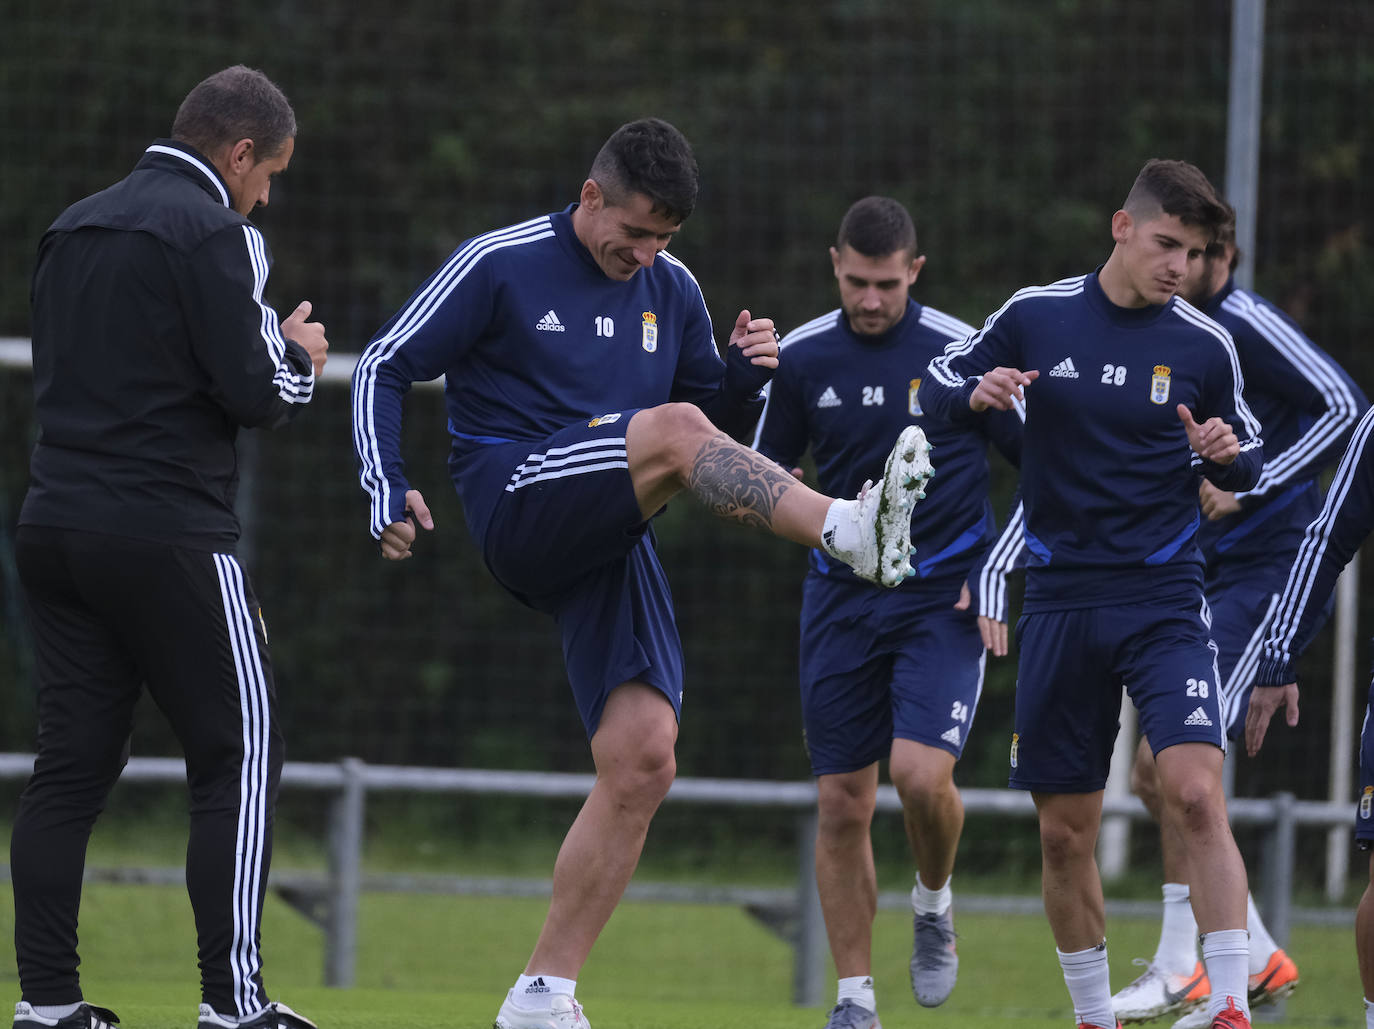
[754,299,1022,589]
[920,271,1263,611]
[1257,406,1374,686]
[353,205,762,541]
[1194,278,1366,584]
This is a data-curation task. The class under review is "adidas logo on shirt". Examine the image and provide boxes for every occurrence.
[941,726,962,747]
[1183,706,1214,727]
[1048,357,1079,378]
[536,310,566,332]
[817,386,842,408]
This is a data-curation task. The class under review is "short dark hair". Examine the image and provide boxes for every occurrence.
[171,65,296,161]
[836,196,917,258]
[1122,159,1229,241]
[1208,199,1241,272]
[589,118,698,223]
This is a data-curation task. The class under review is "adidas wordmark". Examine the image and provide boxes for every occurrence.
[1048,357,1079,378]
[537,310,566,332]
[1183,706,1214,727]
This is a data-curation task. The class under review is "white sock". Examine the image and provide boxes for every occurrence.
[1057,940,1114,1029]
[821,498,860,558]
[1154,882,1199,973]
[1201,929,1251,1021]
[1364,996,1374,1029]
[512,974,577,1004]
[29,1005,82,1020]
[913,873,952,916]
[837,975,876,1012]
[1245,892,1279,973]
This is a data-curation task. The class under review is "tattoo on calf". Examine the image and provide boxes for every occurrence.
[688,433,794,530]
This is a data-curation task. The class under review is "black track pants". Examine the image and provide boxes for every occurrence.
[11,526,283,1016]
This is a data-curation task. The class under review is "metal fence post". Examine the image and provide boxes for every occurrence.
[1258,791,1295,1024]
[325,756,366,987]
[794,810,826,1008]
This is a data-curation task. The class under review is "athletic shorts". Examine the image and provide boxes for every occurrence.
[1210,577,1335,741]
[460,409,683,738]
[1358,676,1374,848]
[799,573,985,776]
[1010,594,1225,793]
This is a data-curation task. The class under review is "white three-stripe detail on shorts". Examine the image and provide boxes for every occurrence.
[213,553,271,1016]
[506,437,629,492]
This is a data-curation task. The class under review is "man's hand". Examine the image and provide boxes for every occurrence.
[956,580,1009,656]
[729,309,779,370]
[1178,405,1239,466]
[1245,683,1300,757]
[970,367,1038,412]
[1199,479,1242,521]
[282,300,329,376]
[380,489,434,560]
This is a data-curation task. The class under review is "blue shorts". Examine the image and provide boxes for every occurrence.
[1358,676,1374,847]
[799,573,985,776]
[459,410,683,738]
[1010,594,1225,793]
[1210,577,1335,740]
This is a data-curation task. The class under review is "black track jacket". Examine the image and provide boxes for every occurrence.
[20,140,316,551]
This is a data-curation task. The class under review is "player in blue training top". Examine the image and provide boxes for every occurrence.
[350,119,932,1029]
[920,159,1263,1029]
[1247,406,1374,1029]
[753,197,1022,1029]
[1114,203,1366,1029]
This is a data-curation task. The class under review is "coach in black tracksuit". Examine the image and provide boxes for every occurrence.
[11,67,326,1029]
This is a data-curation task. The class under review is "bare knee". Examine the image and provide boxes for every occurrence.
[1155,744,1228,835]
[591,687,679,812]
[1130,741,1163,817]
[889,746,957,812]
[1036,800,1101,870]
[606,731,676,809]
[628,402,718,482]
[1162,776,1227,835]
[817,771,877,838]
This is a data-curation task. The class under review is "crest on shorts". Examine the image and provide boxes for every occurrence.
[588,412,622,427]
[1009,732,1019,769]
[1150,364,1172,405]
[908,378,923,417]
[1363,786,1373,820]
[257,607,269,646]
[641,311,658,353]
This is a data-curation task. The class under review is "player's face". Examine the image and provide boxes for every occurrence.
[578,183,681,281]
[831,245,923,336]
[1180,243,1234,307]
[225,137,294,217]
[1115,210,1211,307]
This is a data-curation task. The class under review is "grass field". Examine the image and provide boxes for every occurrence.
[0,883,1362,1028]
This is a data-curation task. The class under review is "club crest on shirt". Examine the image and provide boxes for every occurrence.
[641,311,658,353]
[908,378,923,417]
[588,412,623,427]
[1150,364,1172,405]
